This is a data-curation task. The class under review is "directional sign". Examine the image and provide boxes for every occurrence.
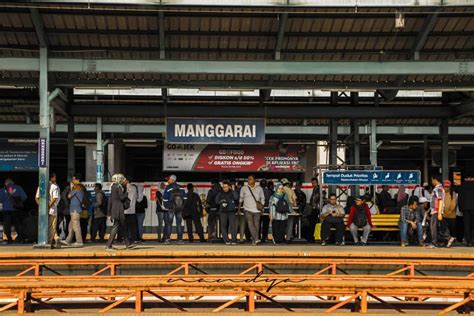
[322,170,421,185]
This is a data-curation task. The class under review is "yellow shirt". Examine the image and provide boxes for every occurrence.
[444,192,457,219]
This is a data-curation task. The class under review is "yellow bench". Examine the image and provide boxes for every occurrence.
[343,214,400,231]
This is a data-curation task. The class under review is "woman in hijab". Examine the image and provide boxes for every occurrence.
[106,174,136,251]
[269,183,292,245]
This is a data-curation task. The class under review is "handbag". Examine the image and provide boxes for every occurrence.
[248,186,264,212]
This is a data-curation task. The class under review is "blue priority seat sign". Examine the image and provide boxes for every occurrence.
[323,170,421,185]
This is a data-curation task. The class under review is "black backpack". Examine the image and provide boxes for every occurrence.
[353,206,368,227]
[275,195,290,214]
[170,187,185,212]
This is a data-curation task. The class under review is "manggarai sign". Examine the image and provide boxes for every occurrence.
[166,118,265,144]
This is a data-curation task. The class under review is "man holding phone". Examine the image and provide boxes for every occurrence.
[320,193,346,246]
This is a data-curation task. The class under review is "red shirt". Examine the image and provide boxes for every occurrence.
[346,204,373,227]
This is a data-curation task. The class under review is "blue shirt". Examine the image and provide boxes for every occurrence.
[69,189,84,213]
[0,184,27,211]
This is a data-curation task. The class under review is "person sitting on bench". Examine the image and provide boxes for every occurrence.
[320,193,345,246]
[347,196,373,246]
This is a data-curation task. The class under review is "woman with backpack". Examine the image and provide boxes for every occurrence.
[269,183,291,245]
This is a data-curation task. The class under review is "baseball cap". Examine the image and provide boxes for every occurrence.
[418,197,429,203]
[281,178,290,184]
[443,180,452,187]
[355,195,366,201]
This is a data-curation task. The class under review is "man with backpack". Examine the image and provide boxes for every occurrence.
[163,175,187,245]
[347,196,373,245]
[0,178,27,243]
[61,174,86,247]
[184,183,205,243]
[216,181,238,245]
[320,193,346,246]
[91,183,107,243]
[206,179,221,241]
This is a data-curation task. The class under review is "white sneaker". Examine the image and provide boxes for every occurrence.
[447,237,455,248]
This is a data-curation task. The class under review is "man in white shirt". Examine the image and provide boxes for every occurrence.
[35,173,61,249]
[239,175,265,245]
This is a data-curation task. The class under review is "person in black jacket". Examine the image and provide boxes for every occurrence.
[458,177,474,246]
[206,179,221,241]
[216,181,238,245]
[184,183,205,243]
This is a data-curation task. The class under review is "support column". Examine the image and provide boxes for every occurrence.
[96,117,104,183]
[423,136,429,184]
[351,119,360,196]
[67,115,75,180]
[37,46,49,246]
[304,144,317,182]
[369,119,377,167]
[329,119,338,167]
[440,119,449,181]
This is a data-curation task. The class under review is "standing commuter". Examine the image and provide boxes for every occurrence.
[269,183,291,245]
[458,177,474,246]
[135,184,148,242]
[236,180,250,243]
[443,180,457,247]
[239,175,265,246]
[163,175,187,245]
[184,183,205,243]
[206,179,221,241]
[259,179,273,243]
[155,182,166,242]
[302,177,320,243]
[60,174,86,247]
[347,196,373,246]
[216,181,238,245]
[35,173,60,248]
[280,179,297,241]
[0,178,27,243]
[427,174,453,248]
[105,174,135,251]
[90,183,106,243]
[123,178,139,244]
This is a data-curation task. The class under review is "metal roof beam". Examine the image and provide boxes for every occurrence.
[1,58,472,75]
[0,123,472,136]
[68,103,454,119]
[29,8,48,48]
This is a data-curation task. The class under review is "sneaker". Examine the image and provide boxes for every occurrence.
[126,243,137,250]
[426,244,437,249]
[252,241,257,246]
[60,240,71,246]
[447,237,455,248]
[361,242,367,246]
[177,240,185,245]
[231,242,237,245]
[336,242,345,246]
[163,239,171,245]
[225,242,231,245]
[321,241,327,246]
[401,242,407,247]
[354,241,360,246]
[105,247,115,251]
[72,242,84,248]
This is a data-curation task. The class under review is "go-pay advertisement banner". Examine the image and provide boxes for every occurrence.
[163,141,306,172]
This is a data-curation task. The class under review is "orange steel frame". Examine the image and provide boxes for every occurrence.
[0,255,471,313]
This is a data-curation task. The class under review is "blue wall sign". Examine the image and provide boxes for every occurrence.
[0,140,38,171]
[323,170,421,185]
[38,138,48,168]
[166,117,265,144]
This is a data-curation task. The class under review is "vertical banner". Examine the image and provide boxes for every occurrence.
[166,117,265,144]
[38,138,48,168]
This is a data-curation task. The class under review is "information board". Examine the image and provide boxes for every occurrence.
[322,170,421,185]
[0,140,38,172]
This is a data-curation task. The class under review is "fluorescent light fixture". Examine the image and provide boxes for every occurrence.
[122,139,157,143]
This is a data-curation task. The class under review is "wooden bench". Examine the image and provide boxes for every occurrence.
[329,214,400,231]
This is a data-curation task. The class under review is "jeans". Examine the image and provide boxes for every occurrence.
[349,223,371,243]
[445,217,456,239]
[219,212,237,243]
[91,217,106,242]
[66,212,83,244]
[185,213,205,242]
[259,214,270,242]
[244,211,261,243]
[207,208,218,239]
[321,217,345,244]
[237,212,250,242]
[125,214,138,243]
[156,211,165,241]
[399,221,423,244]
[430,214,450,245]
[165,210,183,241]
[463,210,474,244]
[80,217,89,242]
[106,218,130,248]
[136,213,145,240]
[272,219,287,244]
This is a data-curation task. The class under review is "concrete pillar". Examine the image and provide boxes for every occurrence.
[37,46,49,246]
[370,119,377,167]
[107,139,125,177]
[67,115,75,180]
[440,119,449,181]
[85,145,96,182]
[423,137,429,184]
[329,119,338,167]
[96,117,104,183]
[304,144,317,182]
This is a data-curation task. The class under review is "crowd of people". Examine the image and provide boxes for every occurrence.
[0,172,474,250]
